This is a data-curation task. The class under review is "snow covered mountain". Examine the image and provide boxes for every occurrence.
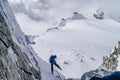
[7,0,120,79]
[46,12,86,32]
[32,12,120,78]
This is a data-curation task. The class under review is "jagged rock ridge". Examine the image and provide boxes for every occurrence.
[99,41,120,71]
[46,12,86,32]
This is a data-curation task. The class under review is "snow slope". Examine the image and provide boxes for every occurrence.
[32,17,120,78]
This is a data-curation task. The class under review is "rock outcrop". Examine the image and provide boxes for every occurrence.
[71,12,86,20]
[99,41,120,71]
[0,0,41,80]
[81,69,110,80]
[93,8,104,20]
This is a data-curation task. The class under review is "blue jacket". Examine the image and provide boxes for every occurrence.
[103,71,120,80]
[49,55,57,64]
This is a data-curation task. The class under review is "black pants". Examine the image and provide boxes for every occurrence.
[51,62,62,74]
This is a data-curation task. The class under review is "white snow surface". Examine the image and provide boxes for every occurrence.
[7,0,120,79]
[31,19,120,78]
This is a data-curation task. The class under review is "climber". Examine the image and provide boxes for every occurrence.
[90,71,120,80]
[49,55,62,74]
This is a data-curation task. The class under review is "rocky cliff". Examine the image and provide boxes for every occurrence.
[0,0,41,80]
[99,41,120,71]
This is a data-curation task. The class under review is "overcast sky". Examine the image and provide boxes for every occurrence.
[8,0,120,35]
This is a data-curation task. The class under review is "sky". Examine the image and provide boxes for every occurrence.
[8,0,120,35]
[8,0,120,19]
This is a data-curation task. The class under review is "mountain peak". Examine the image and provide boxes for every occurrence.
[71,12,86,20]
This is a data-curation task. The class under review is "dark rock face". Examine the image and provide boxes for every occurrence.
[81,69,110,80]
[0,0,41,80]
[93,9,104,20]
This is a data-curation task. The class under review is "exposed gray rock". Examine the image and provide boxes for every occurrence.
[71,12,86,20]
[99,41,120,71]
[93,9,104,20]
[25,35,37,44]
[0,0,41,80]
